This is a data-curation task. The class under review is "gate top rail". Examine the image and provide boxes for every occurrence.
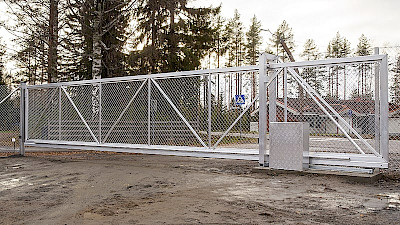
[269,54,386,69]
[26,65,259,89]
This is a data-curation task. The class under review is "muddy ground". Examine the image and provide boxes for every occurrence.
[0,151,400,225]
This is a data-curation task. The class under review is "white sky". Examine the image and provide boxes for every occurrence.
[190,0,400,57]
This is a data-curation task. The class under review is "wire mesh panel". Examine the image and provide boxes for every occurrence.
[0,85,20,152]
[267,60,382,157]
[209,71,260,149]
[25,66,261,153]
[102,80,148,145]
[151,77,204,147]
[28,87,59,141]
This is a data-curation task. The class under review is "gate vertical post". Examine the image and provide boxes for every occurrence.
[259,53,267,166]
[269,69,277,124]
[19,83,26,155]
[207,74,212,148]
[380,54,389,161]
[374,47,380,155]
[58,86,62,140]
[99,82,102,142]
[148,79,151,145]
[284,68,288,122]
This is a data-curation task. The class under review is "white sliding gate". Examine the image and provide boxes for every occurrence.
[20,53,390,173]
[24,66,261,160]
[259,53,389,173]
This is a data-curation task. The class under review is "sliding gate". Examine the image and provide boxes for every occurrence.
[259,53,389,172]
[24,66,261,160]
[22,53,389,172]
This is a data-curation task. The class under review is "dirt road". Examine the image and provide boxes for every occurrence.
[0,151,399,224]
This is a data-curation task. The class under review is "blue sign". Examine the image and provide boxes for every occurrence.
[235,95,245,105]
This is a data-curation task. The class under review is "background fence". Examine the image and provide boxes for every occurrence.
[0,84,20,153]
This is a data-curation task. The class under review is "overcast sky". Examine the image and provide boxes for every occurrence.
[190,0,400,56]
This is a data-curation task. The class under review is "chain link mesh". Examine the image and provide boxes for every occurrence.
[22,54,399,174]
[0,85,20,153]
[268,62,379,156]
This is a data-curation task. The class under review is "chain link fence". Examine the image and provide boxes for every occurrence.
[380,46,400,175]
[15,52,400,175]
[0,84,20,154]
[26,69,260,151]
[268,62,379,155]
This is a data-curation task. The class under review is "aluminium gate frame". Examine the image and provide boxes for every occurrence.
[17,53,390,172]
[258,53,389,170]
[20,65,261,159]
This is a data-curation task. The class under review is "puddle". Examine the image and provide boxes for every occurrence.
[363,198,387,210]
[0,177,26,191]
[377,193,400,209]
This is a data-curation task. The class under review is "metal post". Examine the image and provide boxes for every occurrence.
[207,74,212,148]
[19,83,26,155]
[380,54,389,161]
[269,69,277,124]
[58,87,61,140]
[258,53,267,166]
[99,82,102,142]
[374,47,380,155]
[284,67,288,122]
[24,85,28,145]
[148,79,151,146]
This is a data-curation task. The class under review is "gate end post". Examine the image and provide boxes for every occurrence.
[19,82,26,156]
[259,53,268,166]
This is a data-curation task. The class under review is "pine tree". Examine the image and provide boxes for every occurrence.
[225,9,245,68]
[224,9,246,108]
[269,20,295,61]
[209,12,227,104]
[245,15,262,108]
[301,39,322,94]
[354,34,372,99]
[211,14,228,69]
[325,32,351,99]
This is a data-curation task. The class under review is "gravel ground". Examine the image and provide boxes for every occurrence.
[0,151,400,224]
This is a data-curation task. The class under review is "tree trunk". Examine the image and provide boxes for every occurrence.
[91,0,103,122]
[92,15,102,79]
[48,0,58,83]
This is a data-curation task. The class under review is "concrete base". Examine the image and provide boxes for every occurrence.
[252,167,383,184]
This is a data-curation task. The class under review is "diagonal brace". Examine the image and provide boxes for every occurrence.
[0,87,20,106]
[287,67,380,157]
[61,86,99,143]
[102,79,148,143]
[151,78,208,148]
[213,95,259,149]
